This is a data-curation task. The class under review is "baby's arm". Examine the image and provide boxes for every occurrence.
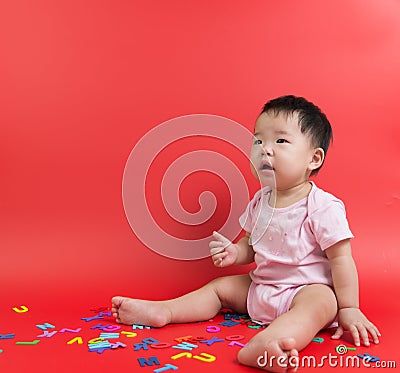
[325,239,381,346]
[209,231,254,267]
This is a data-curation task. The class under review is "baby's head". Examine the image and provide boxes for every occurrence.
[258,95,332,177]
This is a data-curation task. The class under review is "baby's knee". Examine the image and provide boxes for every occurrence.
[208,275,229,286]
[207,276,234,295]
[312,284,338,320]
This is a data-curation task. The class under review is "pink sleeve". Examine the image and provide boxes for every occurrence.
[239,202,253,233]
[309,200,354,251]
[239,189,263,233]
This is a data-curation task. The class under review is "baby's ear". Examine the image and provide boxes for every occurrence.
[309,147,325,171]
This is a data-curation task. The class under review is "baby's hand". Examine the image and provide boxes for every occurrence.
[209,231,238,267]
[331,307,381,347]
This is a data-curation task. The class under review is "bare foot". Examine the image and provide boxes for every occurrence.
[111,296,171,327]
[239,337,299,372]
[263,338,298,372]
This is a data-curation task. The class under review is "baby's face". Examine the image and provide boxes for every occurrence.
[250,111,317,189]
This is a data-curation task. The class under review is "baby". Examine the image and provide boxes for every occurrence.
[112,95,380,372]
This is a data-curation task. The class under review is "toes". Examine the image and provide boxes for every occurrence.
[111,296,126,322]
[111,296,125,308]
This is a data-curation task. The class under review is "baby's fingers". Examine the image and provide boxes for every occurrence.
[349,323,371,347]
[351,322,381,347]
[349,324,361,346]
[212,231,231,245]
[209,240,221,249]
[366,323,381,344]
[210,246,225,256]
[213,252,228,267]
[331,325,343,340]
[358,324,371,346]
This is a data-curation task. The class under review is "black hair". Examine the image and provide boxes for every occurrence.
[261,95,333,175]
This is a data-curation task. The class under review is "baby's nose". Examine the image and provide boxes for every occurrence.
[262,145,273,156]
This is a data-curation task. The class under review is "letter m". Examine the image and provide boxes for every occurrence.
[138,356,160,367]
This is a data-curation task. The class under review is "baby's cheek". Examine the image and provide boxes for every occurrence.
[250,162,259,180]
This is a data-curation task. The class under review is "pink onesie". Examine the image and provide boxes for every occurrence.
[239,181,353,325]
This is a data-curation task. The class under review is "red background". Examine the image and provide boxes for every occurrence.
[1,1,399,372]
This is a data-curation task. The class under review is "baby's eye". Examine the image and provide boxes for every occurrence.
[276,138,288,144]
[253,139,262,145]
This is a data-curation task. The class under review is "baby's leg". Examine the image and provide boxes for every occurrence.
[112,274,251,327]
[238,284,337,372]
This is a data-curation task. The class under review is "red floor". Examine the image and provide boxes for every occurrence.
[0,286,398,373]
[1,202,398,373]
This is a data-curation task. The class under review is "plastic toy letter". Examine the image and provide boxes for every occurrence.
[193,352,216,363]
[103,325,121,332]
[138,356,160,367]
[37,330,57,338]
[121,331,137,337]
[36,323,55,330]
[59,328,82,333]
[171,352,192,360]
[153,364,178,373]
[0,334,15,340]
[16,340,40,345]
[67,337,83,345]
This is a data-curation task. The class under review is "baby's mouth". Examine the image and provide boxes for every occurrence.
[260,161,274,171]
